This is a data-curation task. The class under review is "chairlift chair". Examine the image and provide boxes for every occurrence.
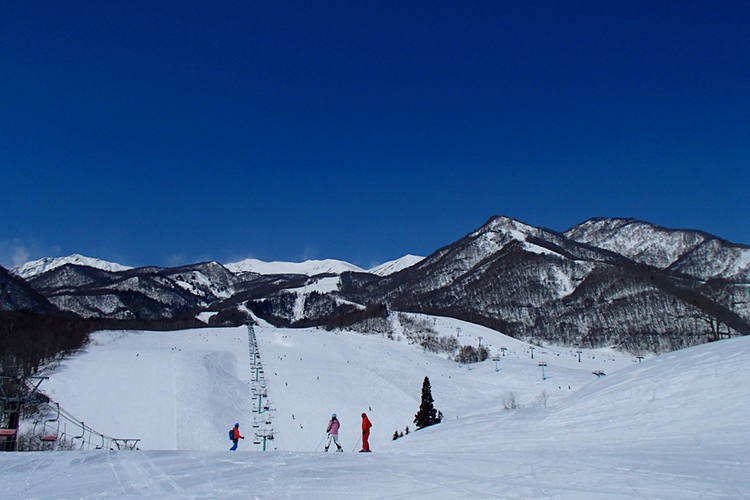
[69,421,86,449]
[94,434,107,450]
[0,428,17,439]
[73,421,85,439]
[40,403,60,443]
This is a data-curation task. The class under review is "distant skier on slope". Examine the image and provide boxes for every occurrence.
[230,423,244,451]
[324,414,343,452]
[360,412,372,452]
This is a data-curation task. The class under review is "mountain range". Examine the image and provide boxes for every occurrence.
[3,216,749,353]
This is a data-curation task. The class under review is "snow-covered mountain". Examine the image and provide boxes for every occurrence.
[225,258,365,276]
[11,254,132,280]
[669,237,750,281]
[337,215,750,352]
[367,254,424,276]
[21,261,244,320]
[564,218,711,268]
[565,217,750,281]
[7,216,750,353]
[0,265,58,313]
[3,322,747,498]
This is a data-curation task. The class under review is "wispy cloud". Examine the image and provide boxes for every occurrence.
[12,245,30,266]
[301,244,319,262]
[0,240,32,268]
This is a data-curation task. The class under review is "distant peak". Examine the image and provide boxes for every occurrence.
[368,255,425,276]
[225,258,364,276]
[474,216,537,239]
[11,254,132,279]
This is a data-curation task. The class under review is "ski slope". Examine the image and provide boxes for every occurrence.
[1,317,748,499]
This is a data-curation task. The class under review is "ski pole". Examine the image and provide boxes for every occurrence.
[315,432,328,452]
[352,436,362,453]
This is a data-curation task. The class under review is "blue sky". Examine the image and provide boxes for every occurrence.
[2,1,749,269]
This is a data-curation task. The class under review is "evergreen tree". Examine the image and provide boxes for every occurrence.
[413,376,442,429]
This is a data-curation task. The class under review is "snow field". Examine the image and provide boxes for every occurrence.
[43,328,255,450]
[1,316,748,498]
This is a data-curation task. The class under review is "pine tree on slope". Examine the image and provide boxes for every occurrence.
[414,376,442,430]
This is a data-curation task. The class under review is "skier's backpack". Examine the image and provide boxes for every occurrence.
[229,429,235,441]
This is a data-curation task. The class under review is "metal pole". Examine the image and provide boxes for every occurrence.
[538,362,547,380]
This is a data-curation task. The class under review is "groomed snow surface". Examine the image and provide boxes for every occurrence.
[1,316,748,499]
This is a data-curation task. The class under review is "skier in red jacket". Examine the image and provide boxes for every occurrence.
[230,423,244,451]
[360,413,372,452]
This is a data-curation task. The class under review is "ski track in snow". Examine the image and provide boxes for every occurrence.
[1,318,748,499]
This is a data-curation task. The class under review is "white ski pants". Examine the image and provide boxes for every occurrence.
[325,433,341,449]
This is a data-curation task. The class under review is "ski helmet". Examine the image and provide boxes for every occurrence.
[332,413,336,418]
[235,423,239,427]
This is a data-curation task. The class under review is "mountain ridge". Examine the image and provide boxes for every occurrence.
[6,216,750,353]
[11,254,133,280]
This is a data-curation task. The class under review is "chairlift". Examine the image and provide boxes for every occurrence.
[94,434,107,450]
[67,421,86,449]
[40,403,60,442]
[73,421,85,440]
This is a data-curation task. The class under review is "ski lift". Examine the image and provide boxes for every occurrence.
[112,438,140,450]
[73,421,85,440]
[68,420,86,449]
[93,433,107,450]
[38,403,60,443]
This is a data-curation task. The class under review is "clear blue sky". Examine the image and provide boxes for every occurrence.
[2,1,749,269]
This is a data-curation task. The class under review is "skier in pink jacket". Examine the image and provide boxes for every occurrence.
[324,414,343,452]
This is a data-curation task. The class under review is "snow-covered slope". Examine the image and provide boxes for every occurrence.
[0,265,58,313]
[566,218,750,282]
[565,218,703,266]
[367,254,424,276]
[43,318,578,451]
[669,238,750,281]
[2,319,747,498]
[225,255,423,277]
[225,258,364,276]
[11,254,132,279]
